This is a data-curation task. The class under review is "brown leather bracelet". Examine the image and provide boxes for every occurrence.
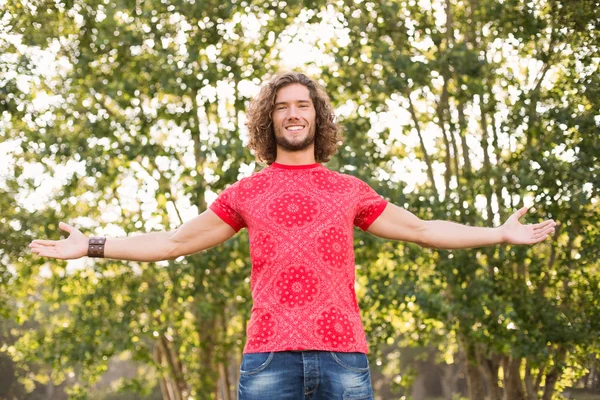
[88,237,106,258]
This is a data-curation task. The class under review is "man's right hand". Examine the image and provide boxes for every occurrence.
[28,210,237,262]
[29,222,89,260]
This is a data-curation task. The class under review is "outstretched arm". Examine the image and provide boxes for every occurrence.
[29,209,236,261]
[367,204,556,249]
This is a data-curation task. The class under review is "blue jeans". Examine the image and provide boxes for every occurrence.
[238,351,373,399]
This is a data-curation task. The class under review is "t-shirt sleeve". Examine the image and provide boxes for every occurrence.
[353,180,388,231]
[209,182,246,232]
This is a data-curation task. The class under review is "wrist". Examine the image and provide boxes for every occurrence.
[497,225,507,244]
[88,237,106,258]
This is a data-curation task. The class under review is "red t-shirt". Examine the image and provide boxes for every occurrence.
[210,162,388,354]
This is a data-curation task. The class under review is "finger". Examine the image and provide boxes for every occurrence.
[530,236,549,244]
[542,226,556,235]
[30,240,58,246]
[30,247,54,257]
[32,247,60,258]
[527,234,549,244]
[530,223,554,235]
[29,245,53,253]
[533,225,555,236]
[532,220,556,230]
[59,222,75,233]
[545,230,556,238]
[510,207,528,221]
[532,228,555,241]
[531,233,550,243]
[30,242,57,249]
[37,251,58,258]
[515,206,528,218]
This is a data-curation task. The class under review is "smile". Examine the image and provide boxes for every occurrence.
[286,125,305,132]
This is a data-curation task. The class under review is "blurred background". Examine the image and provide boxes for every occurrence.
[1,0,598,399]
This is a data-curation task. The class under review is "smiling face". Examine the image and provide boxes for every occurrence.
[272,83,317,153]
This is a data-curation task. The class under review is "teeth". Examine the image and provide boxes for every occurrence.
[287,126,304,131]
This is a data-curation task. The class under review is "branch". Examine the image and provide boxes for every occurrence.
[487,88,505,223]
[536,224,564,298]
[479,99,495,227]
[407,92,439,195]
[159,335,185,400]
[154,343,174,400]
[456,96,473,177]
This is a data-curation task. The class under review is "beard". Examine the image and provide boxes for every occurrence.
[274,124,316,152]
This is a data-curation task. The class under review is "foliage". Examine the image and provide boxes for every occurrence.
[1,0,598,399]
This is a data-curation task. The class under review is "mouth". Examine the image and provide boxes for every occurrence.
[285,124,306,133]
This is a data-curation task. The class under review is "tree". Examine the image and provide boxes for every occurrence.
[319,0,599,398]
[1,0,598,398]
[1,0,323,398]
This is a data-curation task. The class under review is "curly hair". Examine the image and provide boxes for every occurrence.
[246,72,342,165]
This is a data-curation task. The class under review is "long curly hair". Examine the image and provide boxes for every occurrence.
[246,72,342,165]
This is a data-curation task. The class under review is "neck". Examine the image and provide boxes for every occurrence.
[274,145,316,166]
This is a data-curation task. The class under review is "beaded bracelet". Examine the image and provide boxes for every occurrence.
[88,237,106,258]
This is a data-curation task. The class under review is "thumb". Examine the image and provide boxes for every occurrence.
[58,222,75,234]
[514,206,528,219]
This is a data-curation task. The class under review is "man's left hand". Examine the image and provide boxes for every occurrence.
[501,207,557,245]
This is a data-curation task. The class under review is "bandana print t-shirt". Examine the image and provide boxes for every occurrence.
[209,162,388,354]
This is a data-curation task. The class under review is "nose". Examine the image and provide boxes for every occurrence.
[286,105,301,119]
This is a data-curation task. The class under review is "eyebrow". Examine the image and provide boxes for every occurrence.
[274,99,312,106]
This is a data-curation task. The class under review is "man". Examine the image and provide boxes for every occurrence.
[29,72,556,399]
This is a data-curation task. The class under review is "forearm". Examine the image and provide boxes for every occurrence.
[29,210,235,262]
[421,220,504,249]
[367,203,553,249]
[103,231,179,262]
[100,210,236,261]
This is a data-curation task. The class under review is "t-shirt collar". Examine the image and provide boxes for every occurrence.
[270,162,321,170]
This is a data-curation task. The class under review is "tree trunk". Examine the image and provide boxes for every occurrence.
[218,312,233,400]
[218,361,232,400]
[479,99,495,227]
[407,93,438,194]
[195,307,219,398]
[503,356,527,400]
[586,365,597,390]
[442,356,463,400]
[435,73,452,196]
[160,335,189,399]
[542,348,567,400]
[465,343,486,400]
[466,361,486,400]
[158,337,184,400]
[456,98,473,178]
[534,362,546,394]
[487,89,505,223]
[155,343,175,400]
[592,365,600,391]
[477,350,503,400]
[219,362,231,400]
[524,360,539,400]
[45,371,55,400]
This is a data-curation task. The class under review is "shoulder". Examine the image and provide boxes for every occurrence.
[229,165,270,187]
[307,166,379,197]
[330,169,372,189]
[319,166,363,181]
[337,172,364,184]
[224,167,274,201]
[315,165,355,180]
